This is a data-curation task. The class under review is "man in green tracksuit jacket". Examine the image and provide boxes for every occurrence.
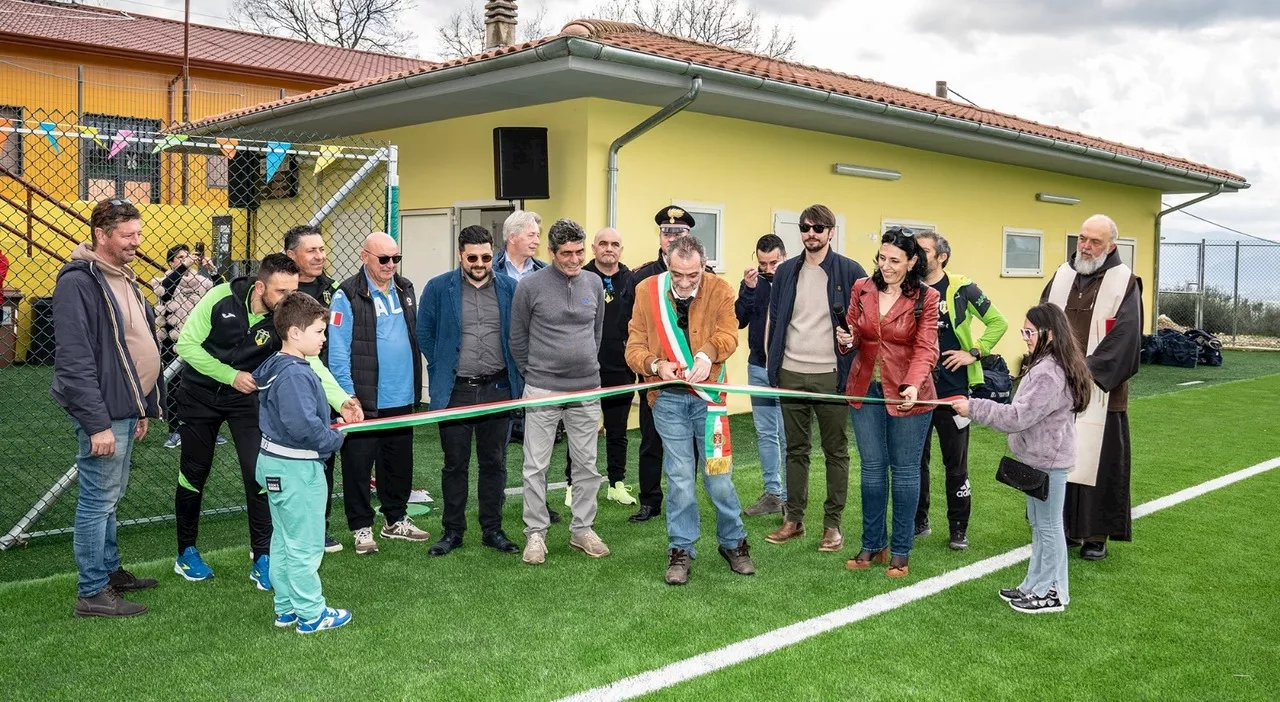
[172,253,356,588]
[914,231,1008,550]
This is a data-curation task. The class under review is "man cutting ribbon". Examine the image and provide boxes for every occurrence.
[626,234,754,586]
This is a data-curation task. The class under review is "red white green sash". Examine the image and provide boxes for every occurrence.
[651,272,733,475]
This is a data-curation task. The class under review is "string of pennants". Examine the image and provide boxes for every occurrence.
[0,119,365,179]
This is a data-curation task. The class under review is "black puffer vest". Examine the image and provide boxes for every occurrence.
[337,269,422,417]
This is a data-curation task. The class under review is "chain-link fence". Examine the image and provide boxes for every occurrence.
[0,109,395,547]
[1158,239,1280,349]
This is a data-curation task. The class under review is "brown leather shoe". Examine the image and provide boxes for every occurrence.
[665,548,691,585]
[764,521,805,544]
[818,527,844,552]
[886,554,910,578]
[845,547,890,570]
[718,540,756,576]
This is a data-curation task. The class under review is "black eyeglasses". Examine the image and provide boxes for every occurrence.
[465,253,493,263]
[364,251,402,265]
[799,223,829,234]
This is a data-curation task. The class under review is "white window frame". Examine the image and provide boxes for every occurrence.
[1002,227,1044,277]
[881,218,937,234]
[672,200,725,270]
[772,209,848,260]
[1066,233,1137,270]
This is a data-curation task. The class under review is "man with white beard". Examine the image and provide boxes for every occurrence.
[1041,214,1142,562]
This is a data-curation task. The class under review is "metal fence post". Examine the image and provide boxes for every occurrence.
[1196,238,1206,329]
[1233,240,1241,340]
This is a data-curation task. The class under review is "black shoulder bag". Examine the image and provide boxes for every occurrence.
[996,456,1048,501]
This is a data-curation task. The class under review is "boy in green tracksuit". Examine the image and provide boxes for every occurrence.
[252,293,351,633]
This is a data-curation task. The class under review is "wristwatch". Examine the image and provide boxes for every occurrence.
[969,347,983,360]
[650,358,661,375]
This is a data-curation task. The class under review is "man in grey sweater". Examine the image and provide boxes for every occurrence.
[510,218,610,565]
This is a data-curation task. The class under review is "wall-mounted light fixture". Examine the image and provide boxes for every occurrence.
[833,163,901,181]
[1036,192,1080,205]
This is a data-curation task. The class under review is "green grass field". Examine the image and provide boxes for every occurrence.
[1,355,1279,700]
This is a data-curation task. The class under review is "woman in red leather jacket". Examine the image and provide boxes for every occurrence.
[837,228,939,578]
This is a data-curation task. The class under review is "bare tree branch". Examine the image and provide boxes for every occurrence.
[230,0,416,54]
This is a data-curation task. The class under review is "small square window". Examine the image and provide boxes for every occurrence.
[1002,228,1043,277]
[672,201,724,269]
[207,156,228,189]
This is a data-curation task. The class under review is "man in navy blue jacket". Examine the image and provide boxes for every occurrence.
[417,225,523,556]
[765,204,867,552]
[736,234,788,517]
[52,199,162,618]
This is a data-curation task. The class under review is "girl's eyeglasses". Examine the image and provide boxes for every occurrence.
[1019,328,1044,340]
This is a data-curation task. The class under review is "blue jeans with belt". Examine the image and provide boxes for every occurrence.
[652,391,746,558]
[71,417,138,597]
[849,382,931,557]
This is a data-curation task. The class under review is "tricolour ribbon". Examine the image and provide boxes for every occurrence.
[337,379,961,435]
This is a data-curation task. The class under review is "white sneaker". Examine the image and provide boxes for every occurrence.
[569,528,610,558]
[353,527,378,555]
[408,488,433,504]
[564,484,573,508]
[381,516,431,542]
[523,532,547,565]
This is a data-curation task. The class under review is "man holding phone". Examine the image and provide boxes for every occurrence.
[737,235,788,517]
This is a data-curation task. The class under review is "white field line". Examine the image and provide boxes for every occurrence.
[560,456,1280,702]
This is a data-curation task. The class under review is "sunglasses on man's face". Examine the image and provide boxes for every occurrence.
[799,223,829,234]
[366,252,402,265]
[465,253,493,264]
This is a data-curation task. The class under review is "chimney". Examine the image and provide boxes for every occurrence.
[935,80,948,99]
[484,0,519,50]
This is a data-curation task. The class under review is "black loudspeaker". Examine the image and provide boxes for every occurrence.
[228,151,262,210]
[493,127,549,200]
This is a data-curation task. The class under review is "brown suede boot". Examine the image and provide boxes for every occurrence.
[765,521,806,544]
[718,540,756,576]
[818,527,844,552]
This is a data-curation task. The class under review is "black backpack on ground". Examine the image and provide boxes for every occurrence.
[1185,328,1223,367]
[1154,328,1198,368]
[971,354,1013,404]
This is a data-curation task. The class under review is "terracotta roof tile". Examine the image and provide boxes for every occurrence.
[185,18,1244,184]
[0,0,433,83]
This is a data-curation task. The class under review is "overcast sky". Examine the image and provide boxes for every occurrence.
[105,0,1280,243]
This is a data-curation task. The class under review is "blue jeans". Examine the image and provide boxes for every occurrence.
[747,363,786,498]
[652,391,747,558]
[849,383,931,557]
[71,417,137,597]
[1024,468,1070,603]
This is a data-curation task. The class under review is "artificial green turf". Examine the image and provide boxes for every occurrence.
[0,372,1277,700]
[648,466,1280,702]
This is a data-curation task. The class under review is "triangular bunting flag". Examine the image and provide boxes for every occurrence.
[77,125,106,148]
[313,144,343,175]
[151,134,189,154]
[215,137,239,160]
[265,141,290,182]
[109,129,134,160]
[38,122,60,154]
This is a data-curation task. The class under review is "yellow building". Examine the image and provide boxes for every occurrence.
[0,0,429,360]
[187,19,1248,410]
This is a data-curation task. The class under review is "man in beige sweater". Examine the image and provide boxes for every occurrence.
[764,204,867,552]
[52,199,163,618]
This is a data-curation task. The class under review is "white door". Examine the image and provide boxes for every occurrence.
[399,208,454,399]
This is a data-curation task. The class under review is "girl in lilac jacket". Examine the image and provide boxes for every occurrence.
[954,303,1093,615]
